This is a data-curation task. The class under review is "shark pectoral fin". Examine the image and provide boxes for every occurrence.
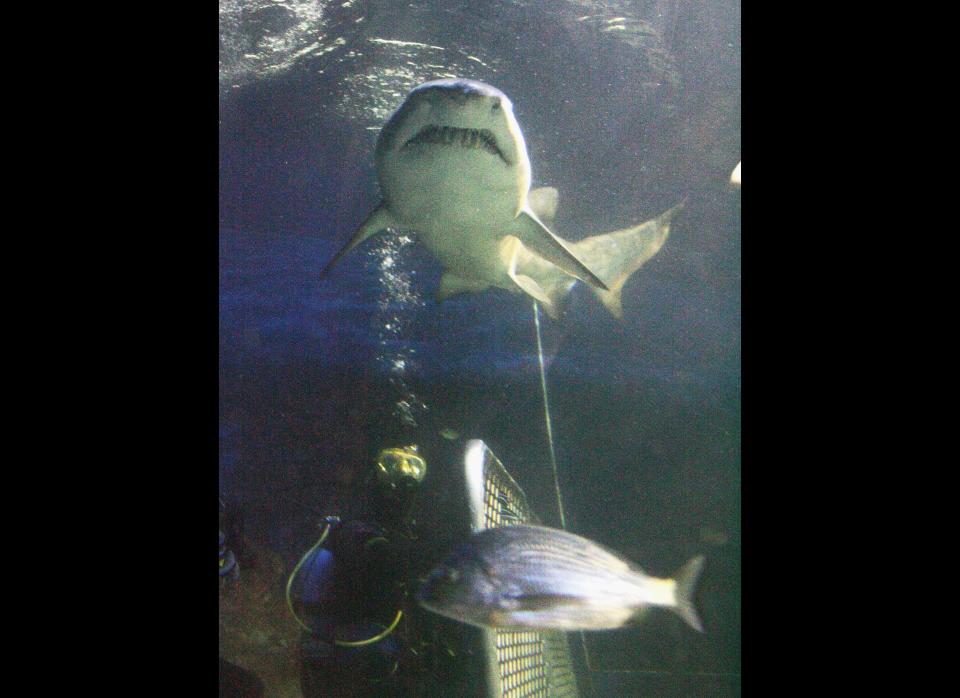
[437,273,490,301]
[527,186,559,225]
[319,202,396,277]
[513,209,609,291]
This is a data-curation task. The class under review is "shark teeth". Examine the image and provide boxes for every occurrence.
[402,125,510,164]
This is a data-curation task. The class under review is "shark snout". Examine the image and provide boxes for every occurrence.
[444,89,473,106]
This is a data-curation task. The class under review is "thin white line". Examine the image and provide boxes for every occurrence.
[533,301,597,688]
[533,300,565,530]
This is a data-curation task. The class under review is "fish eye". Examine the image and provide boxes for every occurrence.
[490,99,501,112]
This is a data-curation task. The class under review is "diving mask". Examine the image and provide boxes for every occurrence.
[375,445,427,489]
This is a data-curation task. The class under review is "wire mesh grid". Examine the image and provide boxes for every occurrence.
[466,440,579,698]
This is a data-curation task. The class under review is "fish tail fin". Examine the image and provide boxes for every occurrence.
[570,200,683,320]
[671,554,705,632]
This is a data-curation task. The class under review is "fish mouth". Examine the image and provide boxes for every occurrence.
[402,125,510,165]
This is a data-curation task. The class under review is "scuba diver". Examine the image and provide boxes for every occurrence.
[286,445,433,697]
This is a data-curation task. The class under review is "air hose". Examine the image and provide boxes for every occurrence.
[285,518,403,646]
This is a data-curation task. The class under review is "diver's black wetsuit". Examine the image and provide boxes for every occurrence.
[297,518,427,698]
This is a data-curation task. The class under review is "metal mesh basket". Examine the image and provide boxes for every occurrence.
[464,440,579,698]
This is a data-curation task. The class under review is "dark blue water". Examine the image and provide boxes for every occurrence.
[220,1,739,695]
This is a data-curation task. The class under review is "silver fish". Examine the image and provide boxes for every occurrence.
[417,524,704,632]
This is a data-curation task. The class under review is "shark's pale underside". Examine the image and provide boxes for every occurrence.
[321,78,680,319]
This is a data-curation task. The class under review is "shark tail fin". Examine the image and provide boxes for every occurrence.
[670,554,705,633]
[570,200,684,320]
[319,203,395,278]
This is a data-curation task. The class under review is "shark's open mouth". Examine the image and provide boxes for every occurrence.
[402,125,510,165]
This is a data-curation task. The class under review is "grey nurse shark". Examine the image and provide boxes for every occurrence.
[321,78,680,320]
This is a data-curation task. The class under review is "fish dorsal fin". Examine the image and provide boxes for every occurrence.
[319,202,396,278]
[511,208,608,291]
[527,186,559,225]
